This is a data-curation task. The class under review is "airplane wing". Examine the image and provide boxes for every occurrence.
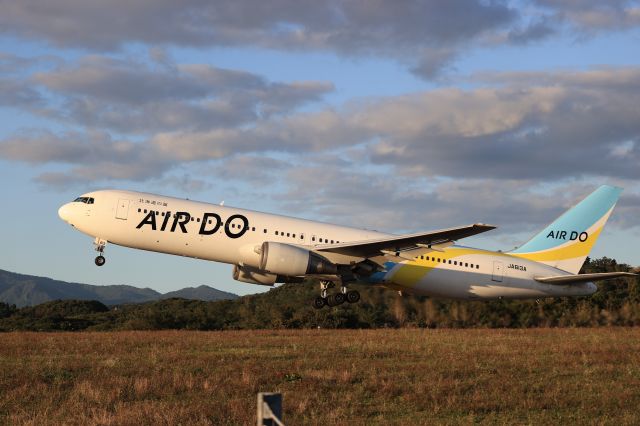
[315,223,496,259]
[534,272,638,285]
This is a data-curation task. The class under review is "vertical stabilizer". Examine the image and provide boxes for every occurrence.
[509,185,622,274]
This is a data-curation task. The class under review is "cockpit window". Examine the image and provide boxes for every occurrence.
[73,197,95,204]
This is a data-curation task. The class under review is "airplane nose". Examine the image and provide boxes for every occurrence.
[58,203,71,222]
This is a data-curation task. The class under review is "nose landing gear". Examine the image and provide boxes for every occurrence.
[94,237,107,267]
[312,280,360,309]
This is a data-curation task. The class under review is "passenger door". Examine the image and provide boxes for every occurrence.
[116,199,130,220]
[492,261,504,282]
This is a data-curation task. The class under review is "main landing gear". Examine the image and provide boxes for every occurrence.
[312,280,360,309]
[94,237,107,267]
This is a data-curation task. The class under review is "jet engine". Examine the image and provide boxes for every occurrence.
[259,242,337,276]
[232,264,278,286]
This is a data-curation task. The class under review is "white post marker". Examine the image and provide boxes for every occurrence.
[257,392,284,426]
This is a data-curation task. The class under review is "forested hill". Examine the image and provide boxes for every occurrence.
[0,269,238,307]
[0,257,638,331]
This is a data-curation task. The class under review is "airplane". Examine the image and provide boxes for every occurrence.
[58,185,636,308]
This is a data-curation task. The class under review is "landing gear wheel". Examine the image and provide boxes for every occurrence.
[346,290,360,304]
[313,297,326,309]
[326,294,345,307]
[93,238,108,267]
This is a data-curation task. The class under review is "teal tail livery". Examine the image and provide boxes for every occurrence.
[58,185,636,308]
[510,185,622,274]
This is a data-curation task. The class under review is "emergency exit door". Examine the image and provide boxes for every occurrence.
[116,199,130,220]
[492,261,504,282]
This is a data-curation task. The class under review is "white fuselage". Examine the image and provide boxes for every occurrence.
[58,189,597,300]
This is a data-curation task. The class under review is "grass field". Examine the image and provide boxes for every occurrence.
[1,328,639,425]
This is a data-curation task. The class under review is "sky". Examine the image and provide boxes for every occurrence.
[0,0,639,295]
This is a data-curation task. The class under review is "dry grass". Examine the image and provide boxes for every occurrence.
[1,328,639,425]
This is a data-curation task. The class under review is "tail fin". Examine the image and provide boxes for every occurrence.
[509,185,622,274]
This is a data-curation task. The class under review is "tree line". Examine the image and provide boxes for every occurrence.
[0,257,638,331]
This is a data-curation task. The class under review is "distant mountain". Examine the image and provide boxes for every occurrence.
[0,269,238,307]
[161,285,238,301]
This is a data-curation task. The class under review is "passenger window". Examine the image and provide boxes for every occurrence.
[312,237,316,242]
[448,260,451,264]
[275,231,279,235]
[264,229,267,233]
[330,240,334,244]
[465,263,468,267]
[287,233,290,237]
[476,265,480,269]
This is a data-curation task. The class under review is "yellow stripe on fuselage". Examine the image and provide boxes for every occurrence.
[389,246,509,288]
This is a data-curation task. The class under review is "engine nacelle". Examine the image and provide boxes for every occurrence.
[232,264,278,286]
[259,242,337,276]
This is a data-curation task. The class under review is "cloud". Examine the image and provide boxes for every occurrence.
[409,46,460,79]
[154,68,638,182]
[270,164,620,238]
[534,0,640,32]
[149,109,362,161]
[0,78,43,108]
[0,1,515,49]
[506,19,557,44]
[35,56,208,104]
[0,130,172,183]
[2,68,640,199]
[0,0,518,80]
[209,155,291,184]
[25,55,334,133]
[2,1,639,82]
[267,164,640,247]
[0,52,62,74]
[360,70,640,180]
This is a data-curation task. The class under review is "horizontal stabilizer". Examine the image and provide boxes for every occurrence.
[534,272,637,285]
